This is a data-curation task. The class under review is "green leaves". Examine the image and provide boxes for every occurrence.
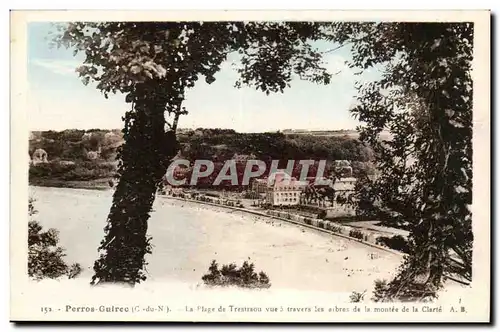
[55,21,334,100]
[329,22,474,299]
[52,21,380,285]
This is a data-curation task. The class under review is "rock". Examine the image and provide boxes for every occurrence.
[32,148,48,165]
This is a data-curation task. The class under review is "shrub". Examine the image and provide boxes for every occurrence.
[28,198,82,280]
[317,210,327,219]
[371,279,390,302]
[349,229,364,240]
[304,218,312,225]
[329,225,343,234]
[67,263,83,279]
[349,290,366,303]
[376,235,410,253]
[29,162,76,179]
[372,277,437,302]
[29,160,116,182]
[202,260,271,289]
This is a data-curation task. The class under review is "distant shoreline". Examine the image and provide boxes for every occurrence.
[29,178,112,191]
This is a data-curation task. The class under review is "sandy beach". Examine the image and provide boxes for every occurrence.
[26,186,469,302]
[28,186,403,295]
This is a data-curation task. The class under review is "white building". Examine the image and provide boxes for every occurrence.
[265,170,308,206]
[331,177,357,193]
[329,177,357,216]
[331,160,353,177]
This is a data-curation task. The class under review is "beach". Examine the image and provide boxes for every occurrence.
[28,186,405,295]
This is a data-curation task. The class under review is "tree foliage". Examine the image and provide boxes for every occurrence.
[329,22,473,300]
[54,21,473,297]
[54,22,334,285]
[201,259,271,289]
[28,197,82,280]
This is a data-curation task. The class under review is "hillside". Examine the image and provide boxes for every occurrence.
[28,128,376,189]
[281,129,360,138]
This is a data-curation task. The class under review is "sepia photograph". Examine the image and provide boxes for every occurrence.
[10,10,490,323]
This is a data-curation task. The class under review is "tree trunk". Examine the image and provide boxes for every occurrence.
[91,84,179,286]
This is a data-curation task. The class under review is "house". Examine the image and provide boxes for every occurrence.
[251,178,268,194]
[265,170,308,206]
[330,177,357,210]
[331,177,357,193]
[321,177,357,217]
[163,151,191,185]
[331,160,353,177]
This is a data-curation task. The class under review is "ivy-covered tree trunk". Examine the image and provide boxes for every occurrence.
[330,22,473,300]
[56,21,339,286]
[91,83,179,285]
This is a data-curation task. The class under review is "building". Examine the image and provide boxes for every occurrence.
[251,178,269,194]
[331,177,357,211]
[163,164,191,186]
[163,151,191,186]
[331,160,353,177]
[322,177,357,217]
[331,177,357,194]
[265,170,308,206]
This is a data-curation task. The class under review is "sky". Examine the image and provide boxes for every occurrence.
[27,22,381,133]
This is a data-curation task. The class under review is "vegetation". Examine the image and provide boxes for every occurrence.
[28,198,82,280]
[376,235,410,254]
[328,224,343,234]
[349,290,366,303]
[54,21,362,285]
[29,160,116,182]
[29,129,122,162]
[335,22,473,300]
[179,129,373,164]
[51,21,472,301]
[371,279,390,302]
[29,130,119,186]
[202,260,271,289]
[349,229,364,240]
[29,128,374,189]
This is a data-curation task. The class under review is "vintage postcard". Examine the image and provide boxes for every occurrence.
[10,10,490,323]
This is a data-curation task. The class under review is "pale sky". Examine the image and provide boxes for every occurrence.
[27,22,382,133]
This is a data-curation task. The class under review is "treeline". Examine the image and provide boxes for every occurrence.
[29,128,375,186]
[30,128,373,165]
[30,129,123,162]
[178,129,373,164]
